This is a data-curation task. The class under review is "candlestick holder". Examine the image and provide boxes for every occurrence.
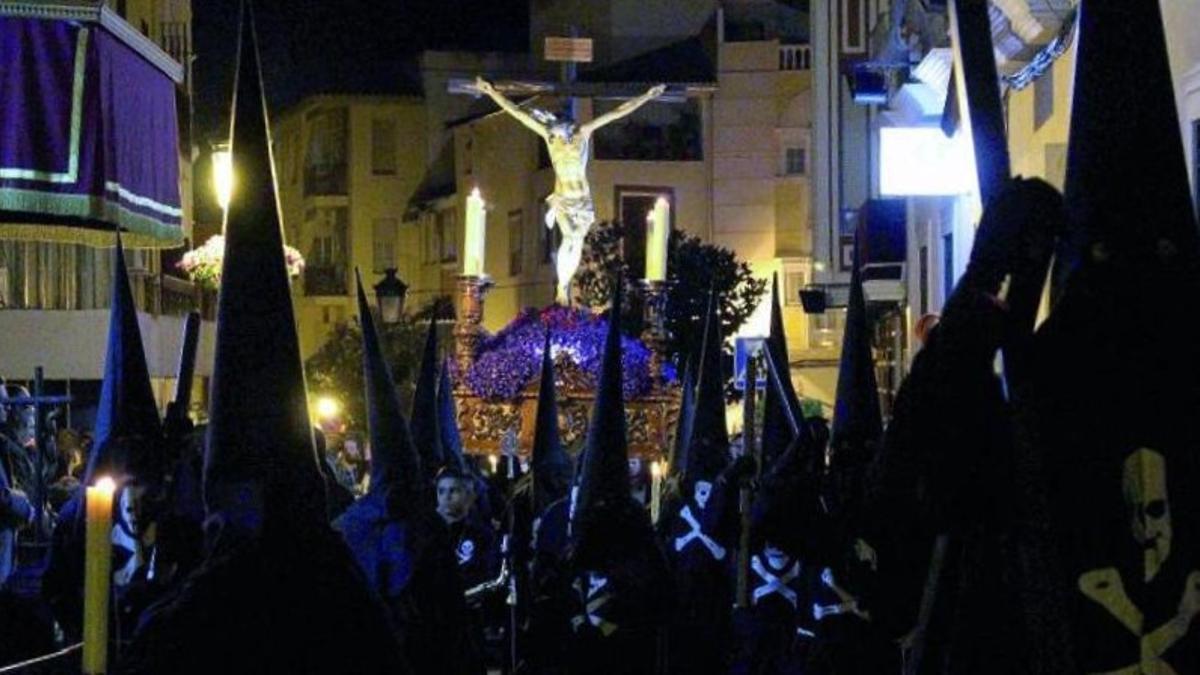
[639,278,671,389]
[454,274,493,376]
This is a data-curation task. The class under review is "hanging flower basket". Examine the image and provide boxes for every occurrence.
[177,234,304,290]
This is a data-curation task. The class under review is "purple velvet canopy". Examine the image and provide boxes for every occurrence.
[0,15,183,248]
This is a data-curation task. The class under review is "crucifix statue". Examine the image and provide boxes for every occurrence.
[474,77,666,304]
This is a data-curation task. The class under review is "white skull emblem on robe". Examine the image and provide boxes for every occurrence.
[1076,447,1200,674]
[1124,447,1172,582]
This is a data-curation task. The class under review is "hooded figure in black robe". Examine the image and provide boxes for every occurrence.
[565,281,672,675]
[760,274,806,470]
[1022,2,1200,672]
[411,317,445,481]
[844,5,1061,673]
[43,238,166,649]
[807,241,900,674]
[660,291,742,674]
[335,272,483,674]
[121,7,407,671]
[731,294,822,675]
[526,330,578,674]
[854,176,1063,675]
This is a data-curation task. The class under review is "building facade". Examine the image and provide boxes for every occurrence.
[397,1,839,407]
[271,95,429,358]
[843,0,1200,420]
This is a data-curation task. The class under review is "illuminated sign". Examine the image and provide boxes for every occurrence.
[879,127,976,196]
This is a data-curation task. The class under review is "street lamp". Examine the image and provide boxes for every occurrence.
[315,396,341,422]
[374,268,409,324]
[212,143,234,213]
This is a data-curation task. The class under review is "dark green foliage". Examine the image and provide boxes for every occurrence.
[576,221,767,369]
[305,317,428,434]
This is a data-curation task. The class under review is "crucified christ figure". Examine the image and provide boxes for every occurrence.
[475,77,667,304]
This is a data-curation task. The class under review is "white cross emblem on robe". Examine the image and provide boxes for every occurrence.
[674,504,727,560]
[751,553,801,608]
[1077,568,1200,674]
[572,572,618,636]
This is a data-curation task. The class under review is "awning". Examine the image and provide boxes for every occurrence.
[0,11,184,248]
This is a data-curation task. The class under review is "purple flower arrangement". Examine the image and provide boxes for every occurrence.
[463,305,668,401]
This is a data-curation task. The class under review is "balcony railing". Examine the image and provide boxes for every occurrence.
[159,274,203,317]
[780,44,812,71]
[304,265,349,297]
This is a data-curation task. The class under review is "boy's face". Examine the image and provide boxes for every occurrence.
[436,476,475,524]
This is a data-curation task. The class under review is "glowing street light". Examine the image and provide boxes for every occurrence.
[212,144,234,212]
[315,396,341,422]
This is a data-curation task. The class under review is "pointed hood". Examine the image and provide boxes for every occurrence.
[1062,0,1199,270]
[356,271,423,496]
[761,273,805,468]
[85,238,164,485]
[573,281,632,537]
[409,318,443,477]
[532,330,571,512]
[682,290,730,487]
[831,243,882,454]
[668,361,696,476]
[437,358,467,474]
[203,2,327,534]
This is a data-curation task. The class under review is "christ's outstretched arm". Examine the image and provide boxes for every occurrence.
[578,84,668,137]
[476,77,550,139]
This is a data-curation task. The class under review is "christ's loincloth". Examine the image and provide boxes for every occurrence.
[546,192,595,239]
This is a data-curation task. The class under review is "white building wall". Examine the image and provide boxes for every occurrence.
[0,310,215,382]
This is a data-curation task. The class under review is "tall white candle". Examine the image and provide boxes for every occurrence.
[464,187,487,277]
[83,476,115,675]
[645,197,670,282]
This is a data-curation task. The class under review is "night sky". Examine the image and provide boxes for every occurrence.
[193,0,529,139]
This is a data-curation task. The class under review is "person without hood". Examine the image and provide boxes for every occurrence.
[121,5,407,672]
[1,386,34,591]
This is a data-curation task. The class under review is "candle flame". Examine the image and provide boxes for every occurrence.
[471,187,483,200]
[651,460,665,479]
[655,196,669,209]
[94,476,116,494]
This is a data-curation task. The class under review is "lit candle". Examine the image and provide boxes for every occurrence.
[650,460,664,524]
[488,453,499,475]
[83,476,116,675]
[645,197,670,282]
[463,187,487,277]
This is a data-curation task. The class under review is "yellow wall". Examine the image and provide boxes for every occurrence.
[274,96,428,357]
[453,111,554,330]
[1006,46,1075,189]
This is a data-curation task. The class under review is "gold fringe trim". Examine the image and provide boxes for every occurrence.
[0,223,176,249]
[0,187,184,249]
